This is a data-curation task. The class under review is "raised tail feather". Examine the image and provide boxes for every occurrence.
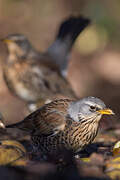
[47,15,90,74]
[56,16,90,47]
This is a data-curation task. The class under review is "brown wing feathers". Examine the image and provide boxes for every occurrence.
[6,99,73,136]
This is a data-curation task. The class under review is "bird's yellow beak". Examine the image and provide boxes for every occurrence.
[1,39,13,44]
[97,108,114,115]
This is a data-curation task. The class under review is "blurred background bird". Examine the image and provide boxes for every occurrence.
[2,16,90,112]
[6,97,114,157]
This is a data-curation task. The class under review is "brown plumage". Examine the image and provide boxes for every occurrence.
[2,16,90,109]
[6,97,114,156]
[3,59,75,103]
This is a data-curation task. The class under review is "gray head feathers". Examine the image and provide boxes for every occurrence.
[5,34,32,49]
[3,34,39,59]
[68,96,106,122]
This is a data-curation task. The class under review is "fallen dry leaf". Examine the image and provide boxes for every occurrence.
[0,140,28,166]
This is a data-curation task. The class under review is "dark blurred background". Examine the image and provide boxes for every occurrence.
[0,0,120,126]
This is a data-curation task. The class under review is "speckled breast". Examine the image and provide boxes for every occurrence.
[31,121,93,154]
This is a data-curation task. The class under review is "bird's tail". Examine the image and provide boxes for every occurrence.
[6,123,19,129]
[6,120,33,133]
[47,16,90,75]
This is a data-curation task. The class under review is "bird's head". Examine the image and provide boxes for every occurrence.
[1,34,32,58]
[68,96,114,123]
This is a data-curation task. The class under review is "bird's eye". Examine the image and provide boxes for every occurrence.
[90,106,96,111]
